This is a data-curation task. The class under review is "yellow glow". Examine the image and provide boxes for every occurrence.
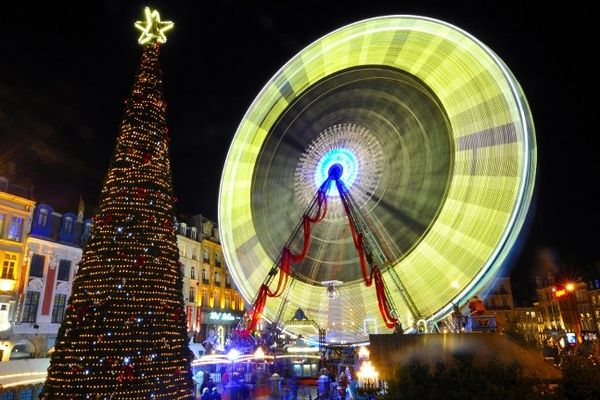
[357,360,379,387]
[358,346,370,359]
[287,346,320,353]
[254,347,265,359]
[0,278,16,292]
[219,16,536,341]
[566,283,575,292]
[134,7,174,45]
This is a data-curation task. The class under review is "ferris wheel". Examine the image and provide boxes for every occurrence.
[219,16,536,344]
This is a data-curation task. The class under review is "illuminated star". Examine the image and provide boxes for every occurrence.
[134,7,174,45]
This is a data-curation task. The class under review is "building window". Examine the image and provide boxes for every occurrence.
[51,294,67,323]
[191,266,196,280]
[2,390,15,400]
[190,227,197,240]
[202,289,208,307]
[203,249,209,263]
[57,259,71,281]
[214,272,220,284]
[38,208,49,227]
[225,293,230,309]
[203,267,209,282]
[188,287,195,303]
[0,214,4,238]
[29,254,45,278]
[7,216,23,241]
[64,216,73,234]
[215,253,222,267]
[18,387,32,400]
[214,290,220,308]
[1,253,18,280]
[21,291,40,323]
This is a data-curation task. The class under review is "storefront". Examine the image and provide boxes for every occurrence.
[198,309,244,350]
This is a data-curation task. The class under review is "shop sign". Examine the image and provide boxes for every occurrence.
[208,312,238,321]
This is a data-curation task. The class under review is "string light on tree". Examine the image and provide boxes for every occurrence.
[41,7,193,399]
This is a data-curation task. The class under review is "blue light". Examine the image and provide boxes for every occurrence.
[314,148,358,196]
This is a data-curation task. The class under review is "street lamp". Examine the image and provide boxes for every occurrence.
[566,283,575,292]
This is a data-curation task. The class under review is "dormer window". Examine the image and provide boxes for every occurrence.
[64,216,73,234]
[38,208,49,227]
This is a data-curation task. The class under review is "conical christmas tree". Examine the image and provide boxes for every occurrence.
[41,8,193,399]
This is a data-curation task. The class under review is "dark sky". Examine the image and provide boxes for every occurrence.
[1,1,597,301]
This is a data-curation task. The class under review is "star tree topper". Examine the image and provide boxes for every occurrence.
[135,7,174,45]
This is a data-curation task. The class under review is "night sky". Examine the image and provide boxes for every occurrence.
[1,2,597,301]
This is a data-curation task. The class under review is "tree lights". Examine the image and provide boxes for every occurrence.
[41,8,192,399]
[135,7,174,45]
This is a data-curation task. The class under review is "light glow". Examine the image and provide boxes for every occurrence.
[219,16,536,343]
[134,7,174,45]
[314,148,358,196]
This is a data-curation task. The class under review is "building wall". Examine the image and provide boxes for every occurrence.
[481,277,514,333]
[0,190,35,362]
[176,217,245,352]
[534,281,598,345]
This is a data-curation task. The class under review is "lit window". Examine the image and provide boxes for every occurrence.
[7,216,23,241]
[1,253,18,280]
[2,390,15,400]
[19,387,32,400]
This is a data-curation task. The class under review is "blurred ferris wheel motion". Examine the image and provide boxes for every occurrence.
[218,16,536,344]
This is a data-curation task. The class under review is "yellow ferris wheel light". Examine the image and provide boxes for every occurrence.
[134,7,174,45]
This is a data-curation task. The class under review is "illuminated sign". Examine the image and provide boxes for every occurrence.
[208,312,237,321]
[553,288,567,299]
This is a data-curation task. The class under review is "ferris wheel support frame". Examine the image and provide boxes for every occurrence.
[237,166,418,336]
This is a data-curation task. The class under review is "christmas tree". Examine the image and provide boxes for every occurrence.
[41,8,193,399]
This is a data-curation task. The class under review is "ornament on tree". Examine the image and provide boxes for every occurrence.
[117,364,136,383]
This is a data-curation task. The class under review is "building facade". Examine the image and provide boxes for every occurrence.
[0,181,35,363]
[177,215,245,354]
[482,276,515,333]
[9,203,91,362]
[534,274,599,345]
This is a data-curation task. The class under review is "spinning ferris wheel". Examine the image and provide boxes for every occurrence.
[218,16,536,344]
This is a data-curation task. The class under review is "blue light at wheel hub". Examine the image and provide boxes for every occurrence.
[314,148,358,196]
